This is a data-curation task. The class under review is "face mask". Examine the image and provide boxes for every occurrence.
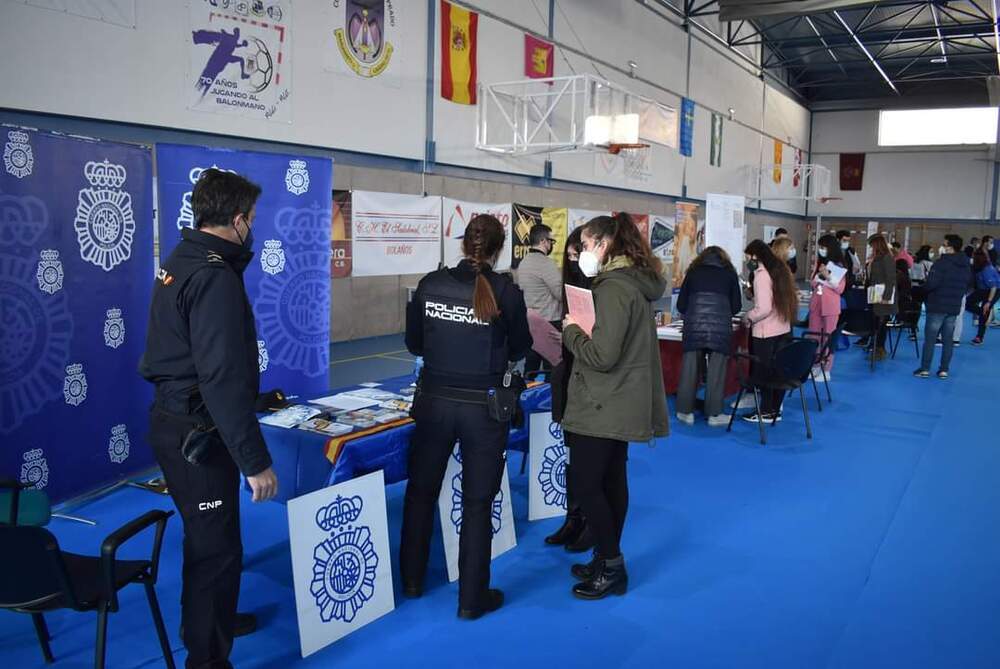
[938,245,948,256]
[787,246,797,260]
[818,247,828,258]
[235,216,254,249]
[746,259,759,273]
[928,252,935,259]
[989,242,995,250]
[840,241,849,250]
[579,250,602,277]
[544,241,554,257]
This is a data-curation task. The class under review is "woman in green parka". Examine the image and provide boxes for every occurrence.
[561,212,670,600]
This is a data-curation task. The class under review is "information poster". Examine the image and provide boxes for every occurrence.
[188,0,292,122]
[351,190,441,277]
[671,202,703,288]
[650,214,675,265]
[705,193,746,272]
[331,190,352,278]
[442,198,512,271]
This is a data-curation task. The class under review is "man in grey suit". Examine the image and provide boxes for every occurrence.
[515,224,563,372]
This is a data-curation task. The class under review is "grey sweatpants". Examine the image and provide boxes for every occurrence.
[676,349,729,418]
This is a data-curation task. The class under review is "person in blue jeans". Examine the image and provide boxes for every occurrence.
[915,234,973,379]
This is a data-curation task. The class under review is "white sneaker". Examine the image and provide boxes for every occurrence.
[676,412,695,425]
[707,414,730,427]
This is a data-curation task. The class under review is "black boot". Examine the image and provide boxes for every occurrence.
[570,551,603,581]
[572,556,628,600]
[564,521,595,553]
[457,589,504,621]
[545,508,584,546]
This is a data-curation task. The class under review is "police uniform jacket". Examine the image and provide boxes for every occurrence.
[406,260,532,390]
[139,228,272,477]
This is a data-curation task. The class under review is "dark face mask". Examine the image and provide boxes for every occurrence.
[746,259,759,273]
[235,216,254,249]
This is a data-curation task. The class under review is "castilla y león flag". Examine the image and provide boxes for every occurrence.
[840,153,865,191]
[440,0,478,105]
[525,34,554,80]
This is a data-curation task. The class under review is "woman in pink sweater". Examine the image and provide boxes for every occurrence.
[808,234,847,380]
[742,240,798,423]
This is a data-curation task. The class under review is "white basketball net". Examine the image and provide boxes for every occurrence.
[621,147,651,183]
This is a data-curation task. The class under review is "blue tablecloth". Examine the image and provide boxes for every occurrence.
[261,375,552,503]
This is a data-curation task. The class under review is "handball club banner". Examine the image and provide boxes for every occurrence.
[1,127,155,503]
[156,143,333,398]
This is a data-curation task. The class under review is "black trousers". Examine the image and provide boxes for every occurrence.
[148,409,242,669]
[967,289,999,339]
[566,432,628,559]
[400,395,508,609]
[750,333,791,414]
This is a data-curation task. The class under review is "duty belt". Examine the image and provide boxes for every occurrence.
[420,384,490,405]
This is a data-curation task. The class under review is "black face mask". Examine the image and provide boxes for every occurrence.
[235,217,254,249]
[544,242,554,256]
[746,259,759,273]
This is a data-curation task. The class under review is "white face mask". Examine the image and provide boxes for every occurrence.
[840,241,849,250]
[578,250,602,278]
[928,252,935,259]
[818,247,828,258]
[787,246,797,260]
[938,245,949,256]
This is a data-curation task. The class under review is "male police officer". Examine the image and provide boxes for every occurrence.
[140,169,277,669]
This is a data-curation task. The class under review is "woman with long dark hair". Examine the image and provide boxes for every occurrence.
[741,239,798,423]
[675,246,742,426]
[561,213,669,600]
[545,226,595,553]
[866,234,898,360]
[807,234,846,381]
[401,214,532,620]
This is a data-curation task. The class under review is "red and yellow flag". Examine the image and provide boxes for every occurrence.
[772,140,783,184]
[525,34,554,80]
[440,0,478,105]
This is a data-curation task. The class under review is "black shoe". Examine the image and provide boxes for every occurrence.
[571,552,603,581]
[572,558,628,600]
[564,522,596,553]
[180,612,257,643]
[457,589,504,620]
[544,510,584,546]
[403,583,423,598]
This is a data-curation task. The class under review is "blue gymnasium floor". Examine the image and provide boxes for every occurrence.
[4,318,1000,669]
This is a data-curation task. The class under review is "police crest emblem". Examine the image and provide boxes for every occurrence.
[63,363,88,406]
[310,495,379,623]
[334,0,396,78]
[257,339,269,372]
[104,307,125,349]
[537,438,569,510]
[108,424,130,464]
[35,249,64,294]
[4,130,34,179]
[20,449,49,489]
[261,239,286,275]
[74,159,135,272]
[285,159,310,195]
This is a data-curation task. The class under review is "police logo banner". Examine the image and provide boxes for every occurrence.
[0,127,155,503]
[529,412,569,521]
[156,143,333,396]
[351,190,441,277]
[287,470,394,657]
[188,0,292,122]
[441,198,512,271]
[437,444,517,583]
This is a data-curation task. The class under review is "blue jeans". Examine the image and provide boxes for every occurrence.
[921,312,957,372]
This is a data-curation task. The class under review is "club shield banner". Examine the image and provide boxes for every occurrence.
[156,143,332,397]
[351,190,441,277]
[437,444,516,583]
[288,470,394,657]
[188,0,292,122]
[529,412,569,521]
[442,198,512,271]
[327,0,401,82]
[0,127,155,503]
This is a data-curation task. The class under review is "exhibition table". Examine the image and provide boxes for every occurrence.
[656,321,750,396]
[260,374,552,503]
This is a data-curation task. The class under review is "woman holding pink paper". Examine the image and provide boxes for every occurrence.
[560,213,669,601]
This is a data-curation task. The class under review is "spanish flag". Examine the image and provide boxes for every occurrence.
[441,0,478,105]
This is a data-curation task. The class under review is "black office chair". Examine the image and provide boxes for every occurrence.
[886,307,921,359]
[727,338,819,445]
[801,325,842,410]
[0,509,175,668]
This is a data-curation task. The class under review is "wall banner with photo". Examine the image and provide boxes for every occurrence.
[442,198,512,271]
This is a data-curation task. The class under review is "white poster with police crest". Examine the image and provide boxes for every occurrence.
[188,0,292,122]
[288,469,394,658]
[529,412,569,521]
[437,444,516,583]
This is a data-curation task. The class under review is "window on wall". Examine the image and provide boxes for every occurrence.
[878,108,999,146]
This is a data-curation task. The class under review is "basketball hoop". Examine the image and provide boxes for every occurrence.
[605,142,649,155]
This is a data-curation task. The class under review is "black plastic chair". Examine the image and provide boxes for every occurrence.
[727,338,819,445]
[887,308,921,359]
[0,509,175,668]
[802,325,842,410]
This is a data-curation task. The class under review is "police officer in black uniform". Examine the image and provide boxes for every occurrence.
[400,214,531,619]
[139,169,278,669]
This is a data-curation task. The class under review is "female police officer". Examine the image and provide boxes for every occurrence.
[399,214,531,620]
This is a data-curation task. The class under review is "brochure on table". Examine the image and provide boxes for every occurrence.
[257,384,416,435]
